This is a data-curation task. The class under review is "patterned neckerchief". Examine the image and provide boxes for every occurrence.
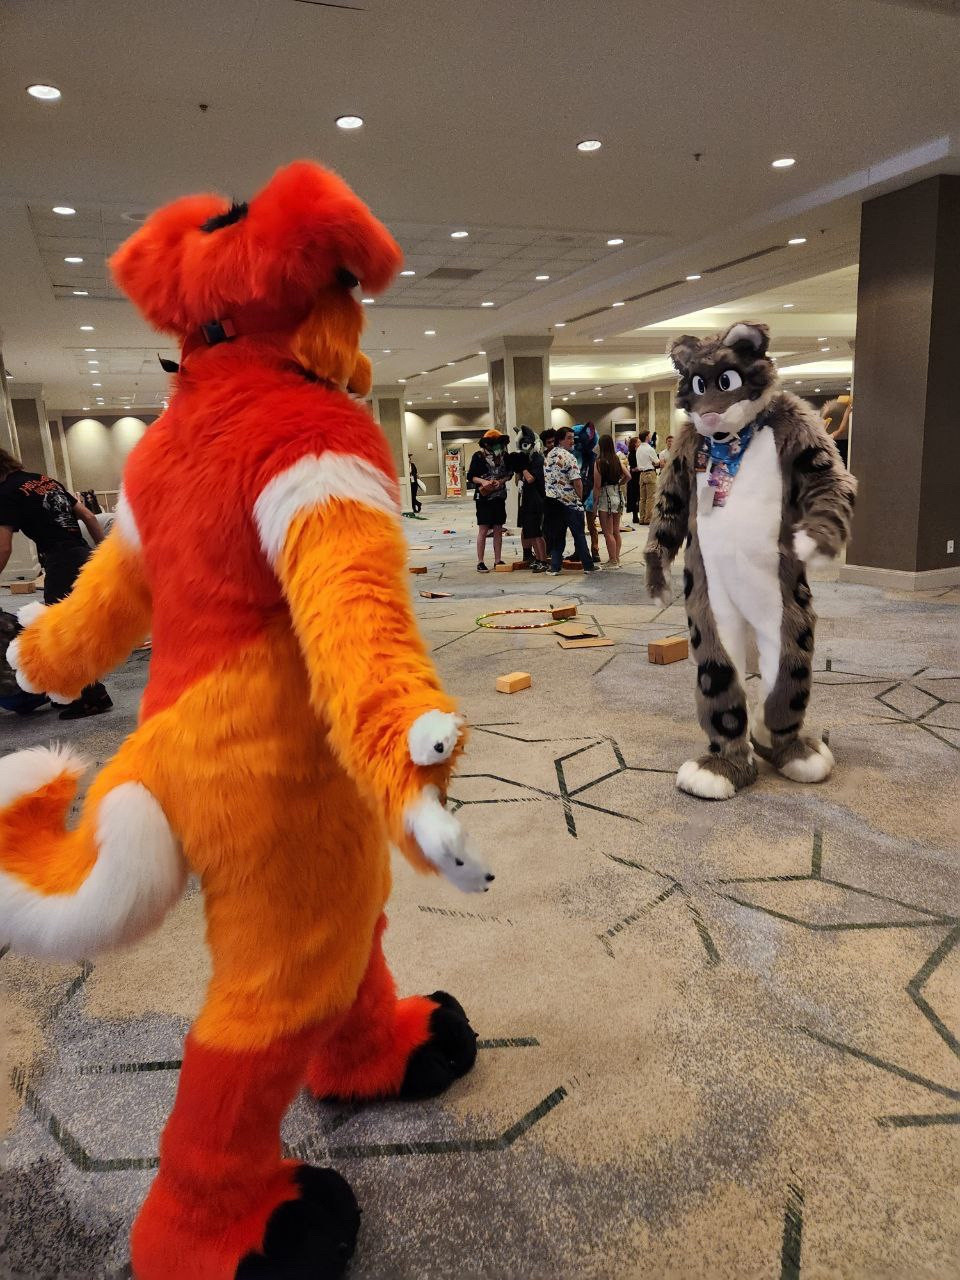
[701,410,771,507]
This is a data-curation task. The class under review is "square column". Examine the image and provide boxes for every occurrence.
[371,386,412,514]
[484,335,553,440]
[843,175,960,590]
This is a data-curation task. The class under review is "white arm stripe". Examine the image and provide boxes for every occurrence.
[114,487,141,551]
[253,453,401,564]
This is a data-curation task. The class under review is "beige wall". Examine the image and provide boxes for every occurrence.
[550,402,635,435]
[62,415,158,494]
[405,406,491,495]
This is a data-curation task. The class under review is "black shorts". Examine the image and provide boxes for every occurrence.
[519,494,544,539]
[475,495,506,528]
[42,545,91,605]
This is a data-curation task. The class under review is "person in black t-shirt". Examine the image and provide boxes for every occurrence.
[0,448,113,719]
[466,429,509,571]
[407,453,422,514]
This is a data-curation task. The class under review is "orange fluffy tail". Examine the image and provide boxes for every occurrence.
[0,745,185,960]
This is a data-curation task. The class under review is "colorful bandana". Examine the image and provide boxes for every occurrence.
[700,412,770,507]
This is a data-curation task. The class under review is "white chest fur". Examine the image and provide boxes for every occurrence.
[696,426,782,565]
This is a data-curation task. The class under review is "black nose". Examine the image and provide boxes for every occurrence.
[714,431,730,441]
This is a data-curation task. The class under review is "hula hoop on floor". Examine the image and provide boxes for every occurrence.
[475,608,561,631]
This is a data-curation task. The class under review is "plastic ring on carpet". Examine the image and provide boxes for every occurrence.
[475,608,561,631]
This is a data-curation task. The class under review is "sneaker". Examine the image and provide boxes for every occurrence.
[58,692,113,721]
[546,568,561,576]
[531,562,547,574]
[584,564,603,573]
[477,562,489,572]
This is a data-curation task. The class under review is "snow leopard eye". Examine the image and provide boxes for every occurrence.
[717,369,743,392]
[691,374,706,395]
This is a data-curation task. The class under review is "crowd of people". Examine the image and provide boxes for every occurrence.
[465,422,675,574]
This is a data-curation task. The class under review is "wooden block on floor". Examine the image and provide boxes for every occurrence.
[551,604,578,620]
[648,634,689,664]
[494,563,514,572]
[409,566,428,575]
[511,560,532,570]
[495,671,532,694]
[419,590,452,599]
[557,636,614,649]
[8,581,39,594]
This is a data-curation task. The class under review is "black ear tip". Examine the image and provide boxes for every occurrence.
[485,873,495,881]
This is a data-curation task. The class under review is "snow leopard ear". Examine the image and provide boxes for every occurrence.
[721,322,770,357]
[668,334,701,372]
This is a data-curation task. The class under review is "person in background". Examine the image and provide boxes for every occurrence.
[593,433,629,568]
[635,429,659,524]
[515,430,548,572]
[0,447,112,719]
[544,427,600,576]
[658,434,674,469]
[467,428,509,571]
[579,422,601,565]
[408,452,422,514]
[626,436,641,525]
[822,397,851,467]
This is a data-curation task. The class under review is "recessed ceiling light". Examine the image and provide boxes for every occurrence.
[82,405,89,411]
[421,370,429,375]
[595,385,602,390]
[593,338,604,343]
[336,114,364,130]
[52,205,75,216]
[820,346,830,352]
[478,350,486,355]
[788,236,807,245]
[424,329,436,336]
[64,256,83,264]
[450,230,469,239]
[446,361,456,366]
[80,324,94,331]
[782,303,795,309]
[772,157,796,168]
[555,322,566,328]
[577,139,602,152]
[361,297,374,304]
[607,237,624,246]
[814,386,821,391]
[480,300,495,307]
[685,273,701,281]
[382,348,392,354]
[406,400,412,405]
[398,378,406,383]
[27,83,61,101]
[475,395,480,399]
[400,269,416,277]
[535,274,550,281]
[84,347,96,352]
[611,301,625,307]
[72,289,88,296]
[92,382,101,387]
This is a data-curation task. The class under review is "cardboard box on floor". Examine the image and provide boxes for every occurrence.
[496,671,532,694]
[554,621,614,650]
[648,635,689,664]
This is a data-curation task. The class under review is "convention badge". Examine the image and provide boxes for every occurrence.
[695,448,709,474]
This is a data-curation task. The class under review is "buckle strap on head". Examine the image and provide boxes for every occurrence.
[180,300,301,364]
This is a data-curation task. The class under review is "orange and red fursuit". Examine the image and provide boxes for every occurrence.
[0,161,492,1279]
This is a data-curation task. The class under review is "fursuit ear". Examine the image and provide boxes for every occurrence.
[721,322,770,357]
[668,334,701,372]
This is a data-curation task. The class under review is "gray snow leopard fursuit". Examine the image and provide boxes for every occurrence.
[645,322,856,800]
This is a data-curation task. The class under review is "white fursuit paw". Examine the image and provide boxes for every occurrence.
[779,739,834,783]
[793,528,831,569]
[6,610,72,704]
[676,759,736,801]
[404,785,495,893]
[408,710,463,766]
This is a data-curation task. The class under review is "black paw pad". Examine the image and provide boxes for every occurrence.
[399,992,478,1101]
[235,1165,360,1280]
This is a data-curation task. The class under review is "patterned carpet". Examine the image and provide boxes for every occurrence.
[2,497,959,1279]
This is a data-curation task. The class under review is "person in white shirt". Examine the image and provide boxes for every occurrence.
[635,430,659,524]
[657,434,674,470]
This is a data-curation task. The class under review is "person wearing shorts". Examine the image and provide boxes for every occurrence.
[593,434,628,567]
[467,429,509,571]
